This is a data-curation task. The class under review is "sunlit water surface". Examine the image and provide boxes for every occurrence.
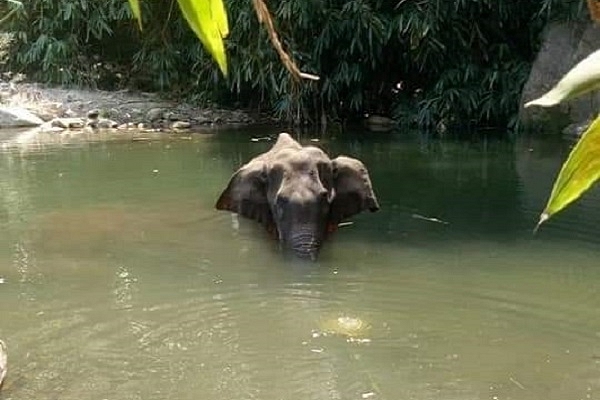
[1,129,600,400]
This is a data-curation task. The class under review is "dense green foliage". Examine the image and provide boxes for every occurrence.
[1,0,585,129]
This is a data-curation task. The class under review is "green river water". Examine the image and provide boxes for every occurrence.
[0,128,599,400]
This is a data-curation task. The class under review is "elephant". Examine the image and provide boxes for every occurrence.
[215,132,379,260]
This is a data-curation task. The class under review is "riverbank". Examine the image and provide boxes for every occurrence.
[0,76,255,133]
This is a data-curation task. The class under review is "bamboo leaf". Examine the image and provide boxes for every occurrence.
[176,0,229,76]
[127,0,142,30]
[536,115,600,230]
[525,49,600,108]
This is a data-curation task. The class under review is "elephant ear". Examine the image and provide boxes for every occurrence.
[215,160,274,229]
[329,156,380,225]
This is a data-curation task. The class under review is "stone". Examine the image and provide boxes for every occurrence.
[0,81,16,95]
[0,106,45,128]
[63,108,78,118]
[87,118,118,129]
[50,117,85,129]
[97,118,119,129]
[0,81,256,135]
[146,108,164,121]
[167,113,184,121]
[520,22,600,133]
[568,23,600,124]
[87,108,100,119]
[35,109,60,122]
[39,123,65,133]
[0,82,16,102]
[171,120,191,130]
[229,110,252,123]
[364,114,395,132]
[194,115,212,125]
[43,102,65,120]
[562,119,591,137]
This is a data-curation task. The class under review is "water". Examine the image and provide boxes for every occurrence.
[1,128,600,400]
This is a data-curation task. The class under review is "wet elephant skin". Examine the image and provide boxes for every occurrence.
[216,133,379,260]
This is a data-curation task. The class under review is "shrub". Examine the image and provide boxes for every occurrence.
[2,0,584,129]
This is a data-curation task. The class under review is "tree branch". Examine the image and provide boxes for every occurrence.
[251,0,319,82]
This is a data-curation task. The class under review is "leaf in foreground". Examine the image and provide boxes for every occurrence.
[127,0,142,30]
[536,115,600,231]
[525,49,600,108]
[177,0,229,76]
[0,339,6,389]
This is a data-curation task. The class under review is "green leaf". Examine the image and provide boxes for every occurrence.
[536,115,600,230]
[127,0,142,30]
[525,49,600,108]
[176,0,229,76]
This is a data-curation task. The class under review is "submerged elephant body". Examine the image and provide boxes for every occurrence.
[216,133,379,259]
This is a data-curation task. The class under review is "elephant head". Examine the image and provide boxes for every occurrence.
[216,133,379,260]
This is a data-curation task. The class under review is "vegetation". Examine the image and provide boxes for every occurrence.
[527,34,599,228]
[525,0,600,230]
[0,0,585,128]
[128,0,229,75]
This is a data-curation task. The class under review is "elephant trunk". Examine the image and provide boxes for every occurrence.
[287,228,322,261]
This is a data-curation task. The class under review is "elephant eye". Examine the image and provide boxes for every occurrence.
[275,196,289,218]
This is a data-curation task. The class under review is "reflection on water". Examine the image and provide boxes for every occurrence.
[1,130,600,400]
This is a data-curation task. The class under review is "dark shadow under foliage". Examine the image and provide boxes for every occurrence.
[2,0,585,130]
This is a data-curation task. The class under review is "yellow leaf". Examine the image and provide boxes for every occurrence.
[176,0,229,76]
[128,0,143,30]
[210,0,229,38]
[525,49,600,108]
[536,115,600,230]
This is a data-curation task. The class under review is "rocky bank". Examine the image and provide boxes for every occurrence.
[0,76,254,133]
[519,21,600,135]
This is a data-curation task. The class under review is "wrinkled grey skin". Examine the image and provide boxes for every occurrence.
[216,133,379,260]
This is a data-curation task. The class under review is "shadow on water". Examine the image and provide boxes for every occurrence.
[1,128,600,400]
